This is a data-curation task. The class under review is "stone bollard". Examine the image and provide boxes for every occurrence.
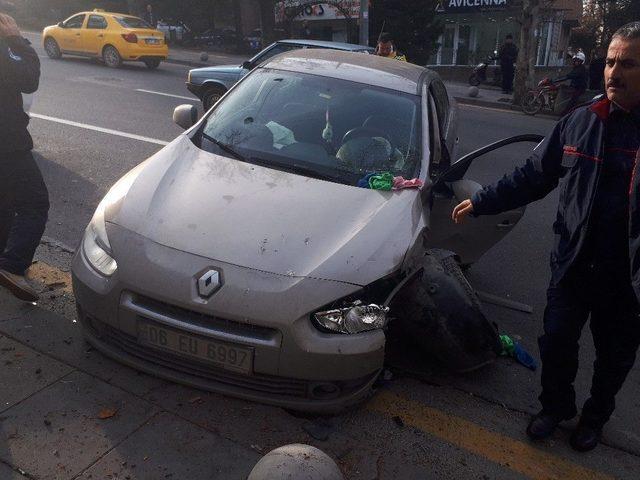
[467,86,480,98]
[200,52,209,62]
[247,444,344,480]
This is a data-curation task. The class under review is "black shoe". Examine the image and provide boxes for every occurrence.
[526,411,566,440]
[570,422,602,452]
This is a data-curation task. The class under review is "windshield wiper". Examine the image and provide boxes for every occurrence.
[251,157,336,182]
[201,132,248,163]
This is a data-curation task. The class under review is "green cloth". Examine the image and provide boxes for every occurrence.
[500,334,516,357]
[369,172,394,191]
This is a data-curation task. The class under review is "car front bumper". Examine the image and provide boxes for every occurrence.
[72,225,385,412]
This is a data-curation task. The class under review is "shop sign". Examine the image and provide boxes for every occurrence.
[276,1,361,22]
[438,0,510,13]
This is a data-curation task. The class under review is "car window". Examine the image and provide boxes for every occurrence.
[87,15,108,30]
[429,80,450,136]
[64,14,85,29]
[198,68,422,187]
[254,44,301,65]
[115,16,152,29]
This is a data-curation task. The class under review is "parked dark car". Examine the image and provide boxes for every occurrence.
[187,39,375,109]
[194,28,240,48]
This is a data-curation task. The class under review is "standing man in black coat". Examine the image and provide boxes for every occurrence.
[453,22,640,452]
[0,12,48,302]
[498,34,518,94]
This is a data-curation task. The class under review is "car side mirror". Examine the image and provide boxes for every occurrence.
[173,104,198,130]
[58,21,64,27]
[242,61,252,70]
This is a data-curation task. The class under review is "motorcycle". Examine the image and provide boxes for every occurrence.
[468,54,502,87]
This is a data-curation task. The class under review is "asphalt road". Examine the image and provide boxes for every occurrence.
[11,32,640,479]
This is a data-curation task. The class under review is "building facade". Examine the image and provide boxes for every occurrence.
[275,1,362,43]
[428,0,581,67]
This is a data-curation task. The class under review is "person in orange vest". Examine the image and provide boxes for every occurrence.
[375,32,407,62]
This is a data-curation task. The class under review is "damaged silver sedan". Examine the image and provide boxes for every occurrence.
[72,49,542,412]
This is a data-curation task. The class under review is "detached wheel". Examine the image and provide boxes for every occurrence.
[103,45,122,68]
[44,37,62,59]
[522,92,543,115]
[144,59,161,70]
[202,86,226,110]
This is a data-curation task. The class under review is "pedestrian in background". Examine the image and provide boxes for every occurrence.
[452,21,640,452]
[375,32,406,62]
[557,51,588,115]
[589,46,606,92]
[0,12,48,302]
[143,4,156,27]
[498,34,518,94]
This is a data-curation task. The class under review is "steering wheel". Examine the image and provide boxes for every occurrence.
[341,126,392,146]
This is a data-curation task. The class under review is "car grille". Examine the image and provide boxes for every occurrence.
[96,320,311,398]
[124,292,280,343]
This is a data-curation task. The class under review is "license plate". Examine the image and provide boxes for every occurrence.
[138,322,253,374]
[145,38,160,45]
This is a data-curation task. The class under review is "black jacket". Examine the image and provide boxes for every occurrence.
[629,149,640,301]
[498,43,518,65]
[565,64,588,90]
[0,36,40,153]
[472,97,634,286]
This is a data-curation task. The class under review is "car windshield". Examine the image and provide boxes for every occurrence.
[115,16,151,28]
[197,68,422,187]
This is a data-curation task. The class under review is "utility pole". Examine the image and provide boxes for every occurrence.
[359,0,369,46]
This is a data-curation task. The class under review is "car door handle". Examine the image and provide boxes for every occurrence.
[97,34,104,38]
[496,220,513,229]
[75,33,81,36]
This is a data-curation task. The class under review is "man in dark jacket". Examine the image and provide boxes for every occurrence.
[557,52,588,115]
[0,12,48,302]
[453,22,640,452]
[498,34,518,94]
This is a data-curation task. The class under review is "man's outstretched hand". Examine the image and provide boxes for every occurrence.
[452,199,474,224]
[0,14,20,38]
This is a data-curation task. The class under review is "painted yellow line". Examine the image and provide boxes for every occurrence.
[27,261,72,294]
[368,390,614,480]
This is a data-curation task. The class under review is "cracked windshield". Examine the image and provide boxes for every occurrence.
[198,68,422,186]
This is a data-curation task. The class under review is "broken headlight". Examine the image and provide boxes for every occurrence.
[314,301,390,334]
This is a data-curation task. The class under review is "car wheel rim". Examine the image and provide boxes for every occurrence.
[105,49,118,66]
[45,40,57,56]
[206,93,221,108]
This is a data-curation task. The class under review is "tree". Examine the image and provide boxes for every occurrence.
[513,0,540,105]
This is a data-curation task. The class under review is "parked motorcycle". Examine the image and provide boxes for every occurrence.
[468,54,502,87]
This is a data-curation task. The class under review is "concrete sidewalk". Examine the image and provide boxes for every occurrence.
[166,46,246,68]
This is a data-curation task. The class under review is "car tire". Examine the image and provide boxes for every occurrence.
[44,37,62,59]
[144,59,161,70]
[522,91,543,115]
[202,86,226,110]
[103,45,122,68]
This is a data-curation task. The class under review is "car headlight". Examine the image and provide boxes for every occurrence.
[82,164,144,276]
[314,301,390,334]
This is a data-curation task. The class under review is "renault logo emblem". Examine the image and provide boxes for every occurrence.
[197,269,222,298]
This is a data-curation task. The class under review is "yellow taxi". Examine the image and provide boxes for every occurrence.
[42,9,168,69]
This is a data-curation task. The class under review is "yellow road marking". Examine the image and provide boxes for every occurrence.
[27,261,72,294]
[368,390,614,480]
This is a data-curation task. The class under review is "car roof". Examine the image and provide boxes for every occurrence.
[277,39,374,52]
[262,48,436,95]
[78,11,139,18]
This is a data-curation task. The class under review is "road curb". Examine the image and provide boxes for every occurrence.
[454,96,520,112]
[165,58,209,68]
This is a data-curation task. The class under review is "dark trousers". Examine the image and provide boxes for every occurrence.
[539,269,640,428]
[561,88,586,116]
[0,150,49,275]
[501,62,515,93]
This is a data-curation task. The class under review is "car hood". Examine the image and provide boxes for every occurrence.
[190,64,243,77]
[111,135,426,286]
